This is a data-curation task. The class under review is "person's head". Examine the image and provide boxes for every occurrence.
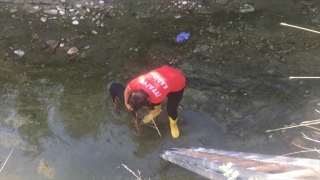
[129,90,154,111]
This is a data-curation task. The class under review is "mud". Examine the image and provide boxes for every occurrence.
[0,0,320,179]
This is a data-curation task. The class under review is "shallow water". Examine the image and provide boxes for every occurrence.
[0,0,320,179]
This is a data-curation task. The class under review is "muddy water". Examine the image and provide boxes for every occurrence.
[0,0,320,179]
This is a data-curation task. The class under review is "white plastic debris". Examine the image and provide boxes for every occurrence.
[76,4,82,8]
[182,1,187,5]
[99,0,104,4]
[14,49,25,57]
[72,20,79,25]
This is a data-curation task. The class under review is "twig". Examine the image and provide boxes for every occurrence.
[266,121,320,132]
[280,22,320,34]
[301,132,320,143]
[290,142,312,151]
[301,119,320,124]
[67,54,78,62]
[282,149,317,156]
[0,148,14,172]
[122,164,142,180]
[289,76,320,79]
[141,118,161,137]
[151,118,161,137]
[313,147,320,154]
[304,125,320,131]
[140,112,162,137]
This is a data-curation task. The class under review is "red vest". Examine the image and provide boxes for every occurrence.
[127,65,185,103]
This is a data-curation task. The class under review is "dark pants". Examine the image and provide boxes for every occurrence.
[109,83,125,103]
[152,88,184,120]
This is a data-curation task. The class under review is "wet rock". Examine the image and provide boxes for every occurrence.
[239,4,254,13]
[92,30,98,34]
[59,10,66,15]
[67,47,79,55]
[72,20,79,25]
[38,159,53,179]
[10,8,18,13]
[40,16,47,22]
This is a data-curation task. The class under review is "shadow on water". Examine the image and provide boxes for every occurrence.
[0,0,320,179]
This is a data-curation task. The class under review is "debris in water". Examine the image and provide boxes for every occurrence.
[10,9,18,13]
[175,32,190,43]
[92,30,98,34]
[40,17,47,22]
[67,47,79,55]
[72,20,79,25]
[14,49,25,57]
[42,40,60,54]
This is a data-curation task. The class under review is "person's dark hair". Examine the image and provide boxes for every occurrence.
[129,90,152,111]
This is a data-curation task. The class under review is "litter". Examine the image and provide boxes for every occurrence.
[175,32,190,43]
[14,49,25,57]
[42,40,60,54]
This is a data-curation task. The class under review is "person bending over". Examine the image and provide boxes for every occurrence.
[124,65,185,138]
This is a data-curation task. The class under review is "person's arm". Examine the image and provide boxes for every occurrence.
[124,87,133,111]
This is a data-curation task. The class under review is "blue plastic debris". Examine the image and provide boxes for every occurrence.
[175,32,190,43]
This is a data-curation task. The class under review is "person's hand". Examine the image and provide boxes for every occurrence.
[125,103,133,111]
